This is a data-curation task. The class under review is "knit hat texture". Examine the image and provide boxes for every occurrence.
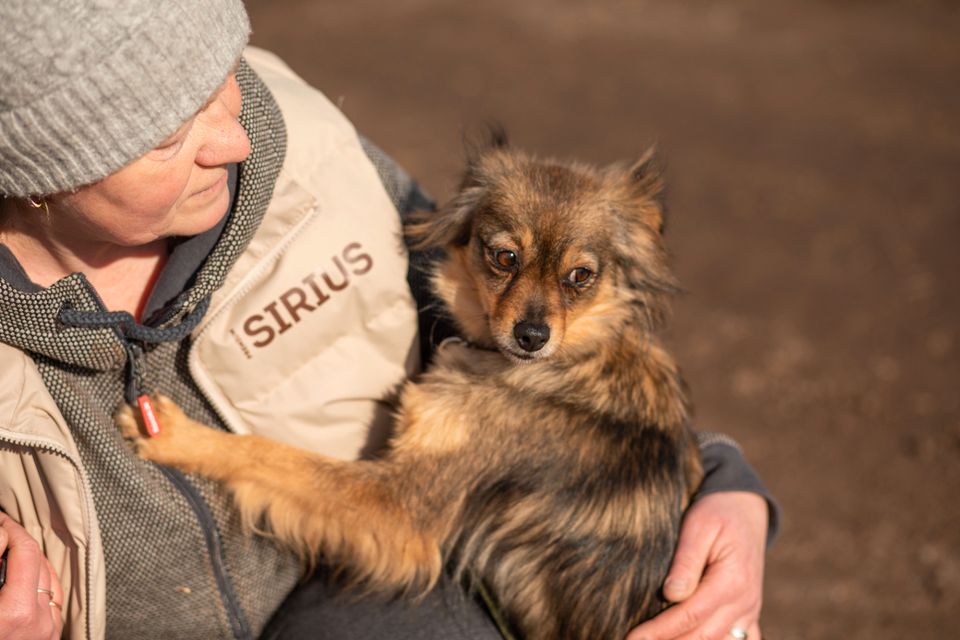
[0,0,251,197]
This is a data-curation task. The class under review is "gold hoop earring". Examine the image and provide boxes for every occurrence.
[27,195,50,216]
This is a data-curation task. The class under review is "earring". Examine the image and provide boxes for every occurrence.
[27,195,50,216]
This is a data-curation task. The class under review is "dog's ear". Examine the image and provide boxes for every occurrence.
[460,124,509,188]
[405,172,485,251]
[407,133,509,250]
[625,146,668,234]
[612,146,680,329]
[484,123,509,150]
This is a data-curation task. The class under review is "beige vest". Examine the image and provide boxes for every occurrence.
[0,46,419,639]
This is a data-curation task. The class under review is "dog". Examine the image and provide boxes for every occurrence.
[118,139,704,640]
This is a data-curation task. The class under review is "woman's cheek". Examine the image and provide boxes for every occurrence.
[135,167,195,225]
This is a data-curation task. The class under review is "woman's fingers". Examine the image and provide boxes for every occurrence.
[629,567,754,639]
[625,492,767,640]
[43,556,65,628]
[0,514,43,609]
[660,504,716,603]
[0,514,63,640]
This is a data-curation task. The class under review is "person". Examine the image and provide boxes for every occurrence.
[0,1,777,638]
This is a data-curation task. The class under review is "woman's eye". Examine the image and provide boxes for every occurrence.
[492,249,518,270]
[567,267,593,286]
[149,137,185,160]
[149,120,194,159]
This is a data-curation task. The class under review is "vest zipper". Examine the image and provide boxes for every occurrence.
[0,432,99,640]
[125,342,252,640]
[158,466,252,640]
[187,199,319,434]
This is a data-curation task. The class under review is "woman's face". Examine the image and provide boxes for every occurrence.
[51,73,251,247]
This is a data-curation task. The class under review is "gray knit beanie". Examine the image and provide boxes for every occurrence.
[0,0,251,197]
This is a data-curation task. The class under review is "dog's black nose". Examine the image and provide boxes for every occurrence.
[514,321,550,352]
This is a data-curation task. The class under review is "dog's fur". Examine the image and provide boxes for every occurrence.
[118,141,704,640]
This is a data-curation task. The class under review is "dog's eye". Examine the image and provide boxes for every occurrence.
[491,249,518,270]
[567,267,594,286]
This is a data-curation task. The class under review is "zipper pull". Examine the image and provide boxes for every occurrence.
[137,395,162,437]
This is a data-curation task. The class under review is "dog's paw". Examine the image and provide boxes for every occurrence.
[115,395,203,465]
[115,403,146,441]
[435,337,476,363]
[152,393,188,426]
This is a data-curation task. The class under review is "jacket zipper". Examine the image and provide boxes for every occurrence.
[125,343,252,640]
[0,432,98,640]
[158,466,252,640]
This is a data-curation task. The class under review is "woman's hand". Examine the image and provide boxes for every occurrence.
[626,491,768,640]
[0,513,64,640]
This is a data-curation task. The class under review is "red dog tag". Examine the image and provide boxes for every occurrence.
[137,395,162,437]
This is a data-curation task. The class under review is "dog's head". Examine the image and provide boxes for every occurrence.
[409,142,679,363]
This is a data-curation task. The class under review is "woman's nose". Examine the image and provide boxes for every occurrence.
[195,112,251,167]
[196,76,250,166]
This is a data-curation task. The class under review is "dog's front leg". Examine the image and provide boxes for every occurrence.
[116,395,445,595]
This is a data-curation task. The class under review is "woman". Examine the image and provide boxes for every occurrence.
[0,1,772,638]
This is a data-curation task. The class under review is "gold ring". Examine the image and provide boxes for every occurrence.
[37,588,54,598]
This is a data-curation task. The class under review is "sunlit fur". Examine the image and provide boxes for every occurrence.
[118,142,704,640]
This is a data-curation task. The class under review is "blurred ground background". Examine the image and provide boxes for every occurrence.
[246,1,960,637]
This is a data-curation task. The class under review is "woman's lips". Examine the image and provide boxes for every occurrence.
[192,170,228,200]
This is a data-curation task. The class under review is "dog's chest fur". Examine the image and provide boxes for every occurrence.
[389,336,700,637]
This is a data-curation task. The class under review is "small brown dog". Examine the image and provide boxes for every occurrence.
[119,140,703,639]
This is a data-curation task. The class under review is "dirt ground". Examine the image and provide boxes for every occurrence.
[246,1,960,637]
